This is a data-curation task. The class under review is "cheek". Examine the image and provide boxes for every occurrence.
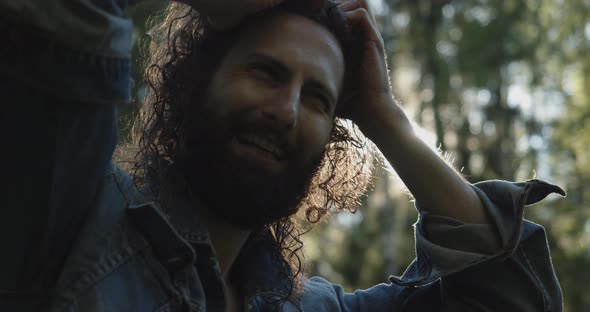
[206,72,270,113]
[300,111,333,158]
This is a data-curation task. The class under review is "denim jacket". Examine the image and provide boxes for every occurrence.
[0,1,565,311]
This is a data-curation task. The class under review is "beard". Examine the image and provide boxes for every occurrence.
[177,108,325,230]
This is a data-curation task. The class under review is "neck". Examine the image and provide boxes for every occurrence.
[189,196,250,311]
[169,169,252,281]
[205,215,252,281]
[187,190,251,281]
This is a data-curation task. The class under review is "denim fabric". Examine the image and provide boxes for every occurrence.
[48,165,567,312]
[0,0,133,56]
[297,180,565,312]
[0,14,126,311]
[0,17,132,104]
[0,1,565,311]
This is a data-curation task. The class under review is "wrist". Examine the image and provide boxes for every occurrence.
[355,105,414,147]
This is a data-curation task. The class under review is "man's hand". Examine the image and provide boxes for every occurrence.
[339,0,489,224]
[338,0,412,141]
[174,0,285,29]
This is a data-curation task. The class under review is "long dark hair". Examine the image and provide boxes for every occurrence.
[131,0,373,304]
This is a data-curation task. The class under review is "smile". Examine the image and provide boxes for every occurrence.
[236,134,286,160]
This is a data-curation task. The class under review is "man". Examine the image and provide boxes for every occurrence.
[0,0,565,311]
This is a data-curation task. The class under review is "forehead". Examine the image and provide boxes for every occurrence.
[227,11,345,91]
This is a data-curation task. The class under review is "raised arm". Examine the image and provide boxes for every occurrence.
[334,0,564,310]
[0,0,132,305]
[338,0,486,224]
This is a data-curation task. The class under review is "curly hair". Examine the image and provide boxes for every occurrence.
[131,0,373,305]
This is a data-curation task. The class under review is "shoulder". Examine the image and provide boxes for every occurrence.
[101,162,154,210]
[50,163,154,309]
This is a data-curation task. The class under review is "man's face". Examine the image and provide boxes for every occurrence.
[183,11,345,229]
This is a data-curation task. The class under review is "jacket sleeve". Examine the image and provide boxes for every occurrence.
[397,179,565,311]
[299,179,565,312]
[0,0,134,57]
[0,1,132,309]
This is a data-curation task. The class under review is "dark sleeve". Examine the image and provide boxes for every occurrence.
[393,179,565,311]
[0,1,132,305]
[299,180,564,312]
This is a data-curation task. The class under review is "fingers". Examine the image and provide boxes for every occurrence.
[344,7,385,52]
[339,0,378,29]
[340,2,390,98]
[246,0,285,12]
[339,0,383,51]
[190,0,285,30]
[242,0,287,20]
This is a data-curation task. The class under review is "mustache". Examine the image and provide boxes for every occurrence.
[227,111,295,156]
[183,108,297,159]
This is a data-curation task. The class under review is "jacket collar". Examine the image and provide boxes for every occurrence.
[236,232,293,302]
[130,177,293,302]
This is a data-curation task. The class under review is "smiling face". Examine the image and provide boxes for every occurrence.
[182,11,345,229]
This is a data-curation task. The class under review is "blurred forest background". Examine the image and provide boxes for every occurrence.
[121,0,590,310]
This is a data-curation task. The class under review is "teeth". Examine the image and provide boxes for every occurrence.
[239,134,285,159]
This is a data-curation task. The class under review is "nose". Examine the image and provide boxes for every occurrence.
[261,87,300,130]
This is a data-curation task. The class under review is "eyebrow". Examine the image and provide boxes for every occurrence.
[245,53,337,105]
[245,53,291,79]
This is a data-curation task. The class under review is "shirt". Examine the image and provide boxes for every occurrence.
[0,0,565,311]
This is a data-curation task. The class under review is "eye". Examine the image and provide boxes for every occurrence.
[303,90,332,115]
[247,62,279,82]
